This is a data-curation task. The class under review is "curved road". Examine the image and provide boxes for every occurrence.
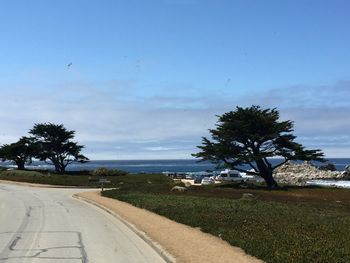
[0,184,166,263]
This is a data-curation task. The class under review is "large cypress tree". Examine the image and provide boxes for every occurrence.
[193,105,325,189]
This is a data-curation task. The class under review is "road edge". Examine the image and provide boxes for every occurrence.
[0,180,109,189]
[0,179,71,188]
[73,193,176,263]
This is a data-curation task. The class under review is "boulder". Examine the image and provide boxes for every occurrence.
[240,193,256,201]
[273,161,344,185]
[184,181,192,188]
[341,165,350,179]
[171,186,188,192]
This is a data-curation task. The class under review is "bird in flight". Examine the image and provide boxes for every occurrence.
[67,62,72,68]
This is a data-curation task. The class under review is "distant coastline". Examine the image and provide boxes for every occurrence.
[1,158,350,173]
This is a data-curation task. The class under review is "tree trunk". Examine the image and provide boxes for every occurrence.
[53,162,62,173]
[59,161,67,174]
[262,170,278,190]
[256,159,279,190]
[57,166,65,174]
[51,160,65,174]
[16,161,25,170]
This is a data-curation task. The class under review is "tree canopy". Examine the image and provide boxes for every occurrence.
[193,105,325,189]
[29,123,89,173]
[0,137,37,170]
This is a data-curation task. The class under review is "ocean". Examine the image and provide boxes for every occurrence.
[1,158,350,173]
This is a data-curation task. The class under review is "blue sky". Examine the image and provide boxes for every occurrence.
[0,0,350,159]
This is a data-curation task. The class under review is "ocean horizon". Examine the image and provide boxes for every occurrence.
[1,158,350,173]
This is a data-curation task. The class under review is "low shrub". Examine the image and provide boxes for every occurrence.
[92,167,128,177]
[0,166,8,171]
[1,170,44,177]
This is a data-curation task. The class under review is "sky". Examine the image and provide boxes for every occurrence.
[0,0,350,159]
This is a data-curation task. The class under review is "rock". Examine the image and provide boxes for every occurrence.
[171,186,188,192]
[342,166,350,179]
[184,181,192,188]
[240,193,256,200]
[273,161,344,185]
[343,165,350,176]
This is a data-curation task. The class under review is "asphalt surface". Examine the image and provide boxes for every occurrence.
[0,184,166,263]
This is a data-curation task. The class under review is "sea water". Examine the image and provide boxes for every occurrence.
[1,158,350,173]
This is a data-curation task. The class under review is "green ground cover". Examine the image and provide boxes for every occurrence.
[102,175,350,263]
[0,169,135,187]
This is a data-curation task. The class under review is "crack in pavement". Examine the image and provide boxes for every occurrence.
[26,206,32,217]
[0,246,83,260]
[0,231,88,263]
[0,203,32,260]
[9,236,21,251]
[77,232,88,263]
[57,201,70,213]
[0,187,88,262]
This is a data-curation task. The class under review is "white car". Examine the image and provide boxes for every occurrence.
[216,169,245,182]
[185,172,194,179]
[201,177,215,185]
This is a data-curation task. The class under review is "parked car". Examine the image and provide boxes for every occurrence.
[175,172,186,179]
[201,177,215,185]
[163,172,186,179]
[162,171,176,178]
[185,172,194,179]
[193,175,203,184]
[216,169,245,182]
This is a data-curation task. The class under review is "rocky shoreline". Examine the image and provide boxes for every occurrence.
[273,161,350,186]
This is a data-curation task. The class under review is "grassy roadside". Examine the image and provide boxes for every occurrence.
[101,175,350,263]
[0,169,151,187]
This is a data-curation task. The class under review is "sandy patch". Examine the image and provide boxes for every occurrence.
[76,191,264,263]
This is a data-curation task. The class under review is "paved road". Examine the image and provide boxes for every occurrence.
[0,184,166,263]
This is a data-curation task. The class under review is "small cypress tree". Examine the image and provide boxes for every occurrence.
[30,123,89,173]
[0,137,37,170]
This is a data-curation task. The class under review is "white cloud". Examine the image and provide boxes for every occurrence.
[144,146,176,151]
[1,79,350,159]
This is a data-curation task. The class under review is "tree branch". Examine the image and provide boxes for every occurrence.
[272,158,289,170]
[223,159,259,175]
[247,161,258,172]
[231,167,259,175]
[263,158,272,168]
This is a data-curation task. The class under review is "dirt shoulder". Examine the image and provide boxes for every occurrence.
[75,191,264,263]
